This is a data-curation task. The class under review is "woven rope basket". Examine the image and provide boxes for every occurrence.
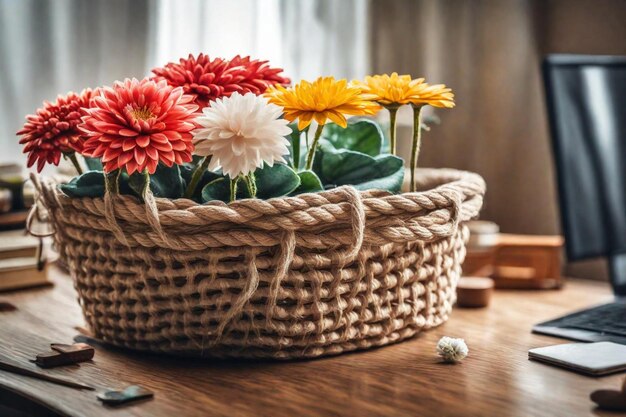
[33,168,485,359]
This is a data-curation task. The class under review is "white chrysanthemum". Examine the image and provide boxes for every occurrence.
[436,336,469,363]
[192,92,291,178]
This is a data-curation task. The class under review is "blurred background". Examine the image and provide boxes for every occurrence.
[1,0,625,279]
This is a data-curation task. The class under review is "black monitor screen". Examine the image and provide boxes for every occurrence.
[543,55,626,261]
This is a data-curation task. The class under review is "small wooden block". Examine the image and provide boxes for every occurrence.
[97,385,154,406]
[35,343,94,368]
[590,390,626,411]
[456,277,494,308]
[51,343,95,358]
[35,351,71,368]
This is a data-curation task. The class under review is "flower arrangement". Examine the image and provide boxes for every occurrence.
[18,55,455,203]
[23,54,485,360]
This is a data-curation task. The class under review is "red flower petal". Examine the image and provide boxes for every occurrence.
[117,152,133,167]
[122,138,136,152]
[119,129,138,137]
[102,146,122,162]
[145,146,158,160]
[134,147,146,166]
[146,157,159,174]
[136,136,150,148]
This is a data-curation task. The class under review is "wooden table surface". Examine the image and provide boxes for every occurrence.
[0,266,623,417]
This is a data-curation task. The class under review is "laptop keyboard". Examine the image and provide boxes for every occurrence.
[552,303,626,337]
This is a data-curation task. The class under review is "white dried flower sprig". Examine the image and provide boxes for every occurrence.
[436,336,469,363]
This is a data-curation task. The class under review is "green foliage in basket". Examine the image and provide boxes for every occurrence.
[61,165,187,200]
[311,118,404,193]
[320,117,383,157]
[59,116,402,202]
[200,163,301,203]
[291,170,324,195]
[59,171,106,198]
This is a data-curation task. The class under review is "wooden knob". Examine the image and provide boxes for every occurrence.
[456,277,494,308]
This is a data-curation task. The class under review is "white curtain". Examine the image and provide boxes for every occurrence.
[0,0,369,167]
[148,0,369,80]
[148,0,285,70]
[0,0,151,166]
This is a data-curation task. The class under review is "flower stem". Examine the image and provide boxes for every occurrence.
[142,169,151,198]
[304,126,310,149]
[410,105,424,192]
[66,153,83,175]
[304,123,325,171]
[244,172,257,198]
[291,131,301,171]
[184,156,211,199]
[229,176,240,203]
[385,104,400,155]
[105,169,121,194]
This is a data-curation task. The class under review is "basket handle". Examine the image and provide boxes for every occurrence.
[26,174,56,238]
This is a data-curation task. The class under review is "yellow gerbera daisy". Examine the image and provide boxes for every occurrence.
[407,81,455,109]
[351,73,455,156]
[265,76,379,131]
[352,72,455,108]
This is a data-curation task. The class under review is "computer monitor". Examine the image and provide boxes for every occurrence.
[542,54,626,295]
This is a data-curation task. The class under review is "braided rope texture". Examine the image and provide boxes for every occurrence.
[36,168,485,359]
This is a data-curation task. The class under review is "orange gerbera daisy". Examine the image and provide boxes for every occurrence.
[79,78,198,174]
[265,76,379,130]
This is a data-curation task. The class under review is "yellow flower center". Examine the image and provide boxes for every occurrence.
[131,106,155,121]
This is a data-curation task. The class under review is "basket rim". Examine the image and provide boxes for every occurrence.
[31,167,485,250]
[38,167,485,214]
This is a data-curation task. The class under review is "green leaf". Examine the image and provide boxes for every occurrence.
[320,148,405,193]
[200,177,232,203]
[200,164,301,203]
[321,117,384,156]
[59,171,105,198]
[128,164,185,199]
[290,170,323,195]
[349,162,405,192]
[254,163,301,199]
[83,157,103,171]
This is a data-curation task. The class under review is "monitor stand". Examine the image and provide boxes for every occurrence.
[609,253,626,296]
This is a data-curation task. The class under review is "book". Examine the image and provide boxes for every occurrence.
[0,230,49,291]
[0,230,39,260]
[0,257,49,291]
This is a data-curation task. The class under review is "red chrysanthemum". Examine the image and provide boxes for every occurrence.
[79,78,198,174]
[17,89,96,172]
[151,53,290,109]
[229,54,292,96]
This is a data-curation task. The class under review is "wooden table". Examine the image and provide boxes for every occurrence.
[0,267,623,417]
